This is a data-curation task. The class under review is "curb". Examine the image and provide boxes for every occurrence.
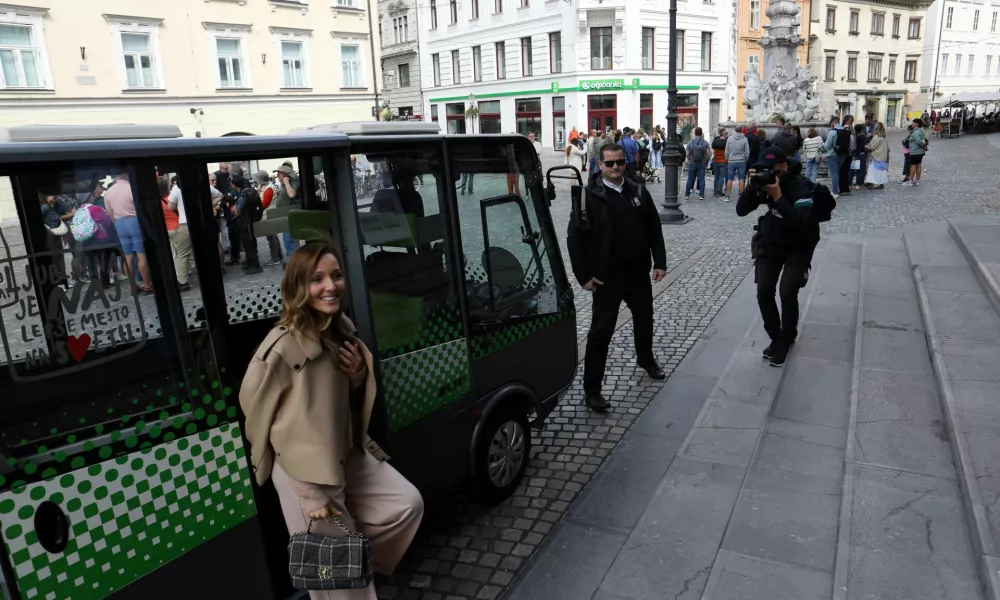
[910,262,1000,600]
[831,237,867,600]
[949,219,1000,319]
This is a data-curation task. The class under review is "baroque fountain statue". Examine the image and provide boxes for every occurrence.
[742,0,822,123]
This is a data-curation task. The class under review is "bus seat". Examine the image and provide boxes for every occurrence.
[370,292,423,351]
[359,211,417,248]
[365,248,448,298]
[483,247,525,290]
[287,209,332,241]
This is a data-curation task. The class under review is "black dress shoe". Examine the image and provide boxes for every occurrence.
[638,361,666,380]
[762,341,777,360]
[585,393,611,412]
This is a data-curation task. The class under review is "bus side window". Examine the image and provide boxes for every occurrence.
[451,143,560,322]
[350,148,469,432]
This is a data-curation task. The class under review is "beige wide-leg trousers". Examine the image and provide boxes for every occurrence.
[272,452,424,600]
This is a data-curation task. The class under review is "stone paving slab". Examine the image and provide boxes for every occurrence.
[702,550,832,600]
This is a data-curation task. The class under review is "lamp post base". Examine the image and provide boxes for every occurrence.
[659,205,692,224]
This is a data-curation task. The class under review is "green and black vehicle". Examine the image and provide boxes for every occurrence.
[0,122,576,599]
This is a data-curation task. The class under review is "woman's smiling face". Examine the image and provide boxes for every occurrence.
[309,253,346,316]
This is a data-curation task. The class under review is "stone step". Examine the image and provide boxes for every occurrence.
[904,220,1000,600]
[949,216,1000,318]
[836,227,982,600]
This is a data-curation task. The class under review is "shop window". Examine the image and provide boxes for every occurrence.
[478,100,501,134]
[515,98,542,141]
[640,94,653,133]
[552,96,566,150]
[446,102,466,134]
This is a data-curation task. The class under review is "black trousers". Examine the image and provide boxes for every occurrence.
[838,154,851,193]
[584,267,655,394]
[227,220,242,264]
[239,221,260,268]
[755,252,811,344]
[266,235,283,262]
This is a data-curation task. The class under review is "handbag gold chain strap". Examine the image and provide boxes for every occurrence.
[295,515,368,540]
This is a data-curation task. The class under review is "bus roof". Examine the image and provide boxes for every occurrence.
[290,121,442,136]
[0,124,183,143]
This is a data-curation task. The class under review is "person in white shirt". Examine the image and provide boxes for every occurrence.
[166,178,193,291]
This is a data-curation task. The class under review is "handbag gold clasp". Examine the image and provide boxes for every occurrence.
[318,566,333,580]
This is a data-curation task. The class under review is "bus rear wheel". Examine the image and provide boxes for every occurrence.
[475,404,530,503]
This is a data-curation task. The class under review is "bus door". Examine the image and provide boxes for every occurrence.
[0,157,271,600]
[447,138,576,414]
[172,149,342,599]
[334,141,473,489]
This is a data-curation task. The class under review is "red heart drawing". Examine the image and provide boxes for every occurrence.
[67,334,92,363]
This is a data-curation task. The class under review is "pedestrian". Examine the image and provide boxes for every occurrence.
[240,239,424,600]
[724,127,750,202]
[230,173,263,274]
[567,143,667,412]
[587,131,604,183]
[253,170,285,266]
[569,126,579,145]
[801,128,824,183]
[650,132,664,169]
[745,123,761,169]
[839,115,855,195]
[823,116,847,197]
[711,128,728,197]
[899,123,914,184]
[104,172,153,293]
[274,164,300,262]
[862,113,876,137]
[737,147,836,367]
[527,132,543,156]
[904,118,927,186]
[791,125,804,160]
[166,176,195,291]
[684,127,710,200]
[851,123,870,190]
[565,138,586,170]
[617,127,640,177]
[864,122,889,189]
[771,123,798,156]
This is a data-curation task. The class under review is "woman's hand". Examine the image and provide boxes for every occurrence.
[307,502,342,522]
[338,340,367,389]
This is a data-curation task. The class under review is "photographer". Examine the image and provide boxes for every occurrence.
[736,147,836,367]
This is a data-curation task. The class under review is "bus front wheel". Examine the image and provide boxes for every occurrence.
[475,404,531,503]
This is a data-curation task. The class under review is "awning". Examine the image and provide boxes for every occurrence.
[946,91,1000,103]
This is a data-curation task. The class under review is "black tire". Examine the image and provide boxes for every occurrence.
[474,403,531,503]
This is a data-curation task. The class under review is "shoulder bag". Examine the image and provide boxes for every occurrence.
[288,516,373,591]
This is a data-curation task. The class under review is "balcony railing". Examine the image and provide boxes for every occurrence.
[591,56,612,70]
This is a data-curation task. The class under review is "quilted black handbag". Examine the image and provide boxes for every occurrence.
[288,516,373,590]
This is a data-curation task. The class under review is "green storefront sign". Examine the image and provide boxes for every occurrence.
[577,79,640,91]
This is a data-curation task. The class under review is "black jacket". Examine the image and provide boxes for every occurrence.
[771,130,799,155]
[567,177,667,286]
[736,170,836,257]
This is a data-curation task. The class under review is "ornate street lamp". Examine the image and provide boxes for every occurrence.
[659,0,690,224]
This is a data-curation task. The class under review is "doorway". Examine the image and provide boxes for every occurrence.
[886,100,898,128]
[588,94,617,134]
[710,99,721,133]
[553,96,566,150]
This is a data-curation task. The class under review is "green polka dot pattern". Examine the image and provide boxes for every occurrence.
[377,306,463,359]
[469,310,573,360]
[382,339,472,432]
[0,423,255,600]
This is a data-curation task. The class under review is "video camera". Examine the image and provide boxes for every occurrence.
[749,169,778,189]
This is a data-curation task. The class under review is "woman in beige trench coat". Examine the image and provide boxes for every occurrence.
[240,239,424,600]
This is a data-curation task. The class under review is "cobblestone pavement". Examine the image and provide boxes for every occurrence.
[374,130,1000,600]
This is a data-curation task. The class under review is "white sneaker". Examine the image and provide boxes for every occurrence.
[913,180,920,186]
[832,193,840,199]
[723,196,731,202]
[902,180,914,186]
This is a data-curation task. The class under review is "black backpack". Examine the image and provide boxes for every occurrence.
[835,128,852,155]
[242,188,265,223]
[689,139,708,163]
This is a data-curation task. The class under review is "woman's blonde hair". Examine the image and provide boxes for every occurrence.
[276,237,350,344]
[874,122,886,137]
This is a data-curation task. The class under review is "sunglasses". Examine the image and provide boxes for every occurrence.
[602,159,627,167]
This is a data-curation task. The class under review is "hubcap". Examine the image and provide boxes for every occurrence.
[487,420,526,488]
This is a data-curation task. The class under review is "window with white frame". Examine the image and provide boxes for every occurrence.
[904,59,917,82]
[750,0,760,29]
[495,41,506,78]
[473,46,482,81]
[340,44,363,87]
[0,20,49,89]
[955,53,962,75]
[872,12,884,34]
[941,53,948,75]
[213,34,249,88]
[887,56,896,81]
[120,32,159,89]
[974,9,980,30]
[867,56,882,81]
[452,50,460,83]
[892,14,900,36]
[433,53,441,85]
[847,55,857,80]
[946,6,953,28]
[335,0,359,6]
[495,0,503,14]
[825,55,835,80]
[996,55,1000,75]
[968,54,974,75]
[826,7,836,31]
[748,54,759,75]
[279,40,307,88]
[450,0,458,24]
[398,62,410,87]
[987,55,993,76]
[908,18,921,38]
[993,11,997,32]
[392,17,408,44]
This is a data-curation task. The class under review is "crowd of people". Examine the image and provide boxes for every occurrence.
[38,160,303,297]
[564,125,670,184]
[685,112,930,202]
